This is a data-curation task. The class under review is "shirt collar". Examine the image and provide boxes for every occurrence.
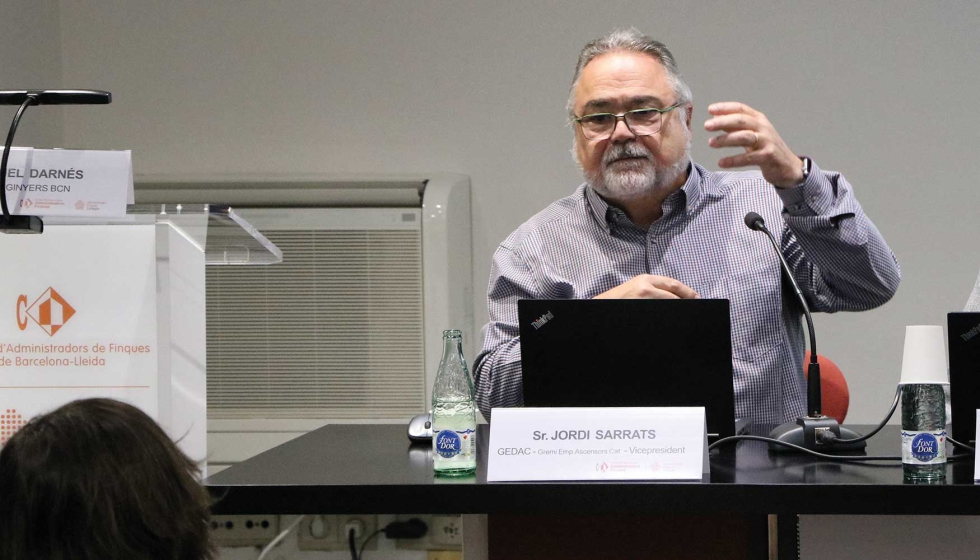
[584,183,614,233]
[584,160,703,232]
[680,161,703,212]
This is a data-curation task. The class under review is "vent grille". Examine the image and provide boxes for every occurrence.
[206,229,425,419]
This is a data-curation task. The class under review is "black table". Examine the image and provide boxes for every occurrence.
[205,424,979,516]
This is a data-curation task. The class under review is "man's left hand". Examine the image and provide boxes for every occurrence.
[704,102,804,188]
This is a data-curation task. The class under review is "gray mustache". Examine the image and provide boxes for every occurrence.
[603,142,651,165]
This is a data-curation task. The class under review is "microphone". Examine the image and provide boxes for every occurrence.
[0,90,111,105]
[0,89,112,234]
[742,211,866,451]
[743,211,765,231]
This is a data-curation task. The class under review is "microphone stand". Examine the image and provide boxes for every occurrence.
[744,212,866,452]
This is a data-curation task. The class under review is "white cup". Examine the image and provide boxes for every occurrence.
[899,325,949,385]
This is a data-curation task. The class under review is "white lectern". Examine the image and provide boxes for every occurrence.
[0,204,280,473]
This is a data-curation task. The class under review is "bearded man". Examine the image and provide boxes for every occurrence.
[473,29,901,425]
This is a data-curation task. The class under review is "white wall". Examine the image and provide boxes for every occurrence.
[56,1,980,426]
[11,2,978,557]
[0,0,63,148]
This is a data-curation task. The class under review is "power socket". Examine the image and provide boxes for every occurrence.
[210,514,279,547]
[297,515,338,551]
[394,514,462,551]
[297,514,378,551]
[430,515,463,548]
[339,514,378,551]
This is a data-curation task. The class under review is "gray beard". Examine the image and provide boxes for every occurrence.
[583,138,691,203]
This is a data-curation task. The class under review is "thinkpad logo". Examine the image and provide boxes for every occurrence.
[961,322,980,342]
[532,311,554,330]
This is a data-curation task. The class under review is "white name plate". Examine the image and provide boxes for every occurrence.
[974,410,979,482]
[487,407,707,482]
[3,147,133,217]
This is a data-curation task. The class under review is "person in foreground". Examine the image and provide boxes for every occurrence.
[0,398,215,560]
[474,29,901,425]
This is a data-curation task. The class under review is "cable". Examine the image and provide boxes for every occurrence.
[356,528,385,560]
[0,94,36,218]
[821,385,900,444]
[348,526,358,560]
[711,434,975,463]
[709,435,901,461]
[256,515,305,560]
[948,436,975,451]
[350,518,429,560]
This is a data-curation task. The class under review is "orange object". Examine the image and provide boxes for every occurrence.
[804,351,850,424]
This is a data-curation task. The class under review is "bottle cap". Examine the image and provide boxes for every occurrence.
[899,325,949,385]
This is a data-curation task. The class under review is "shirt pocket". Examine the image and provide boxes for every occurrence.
[722,264,783,363]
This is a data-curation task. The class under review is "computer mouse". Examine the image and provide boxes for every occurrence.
[407,412,433,442]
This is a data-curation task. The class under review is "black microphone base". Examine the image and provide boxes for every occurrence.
[768,415,867,453]
[0,214,43,234]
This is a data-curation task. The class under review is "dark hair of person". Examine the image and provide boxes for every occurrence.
[0,398,216,560]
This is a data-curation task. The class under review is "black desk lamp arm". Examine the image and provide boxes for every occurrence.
[0,94,37,217]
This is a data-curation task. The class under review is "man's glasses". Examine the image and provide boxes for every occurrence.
[573,102,685,140]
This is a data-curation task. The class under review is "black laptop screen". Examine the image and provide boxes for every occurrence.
[518,298,736,438]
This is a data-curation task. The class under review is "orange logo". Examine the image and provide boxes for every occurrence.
[0,409,27,445]
[16,288,76,336]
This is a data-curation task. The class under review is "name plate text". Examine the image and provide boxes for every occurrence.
[487,407,706,482]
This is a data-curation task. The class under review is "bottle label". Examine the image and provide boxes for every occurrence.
[434,429,474,459]
[901,430,947,465]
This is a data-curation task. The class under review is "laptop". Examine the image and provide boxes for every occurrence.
[518,298,737,439]
[948,312,980,444]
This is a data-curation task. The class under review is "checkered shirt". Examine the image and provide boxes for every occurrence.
[473,160,901,424]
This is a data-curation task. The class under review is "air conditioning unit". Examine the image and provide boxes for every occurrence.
[135,174,472,471]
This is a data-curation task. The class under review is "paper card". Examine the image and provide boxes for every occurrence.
[487,407,707,482]
[3,147,132,217]
[975,410,979,481]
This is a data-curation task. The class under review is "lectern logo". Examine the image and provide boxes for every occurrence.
[0,408,27,446]
[16,287,76,336]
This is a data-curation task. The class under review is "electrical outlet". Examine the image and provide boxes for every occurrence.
[339,514,378,552]
[430,515,463,547]
[395,514,462,551]
[298,514,378,551]
[210,514,279,547]
[297,515,338,551]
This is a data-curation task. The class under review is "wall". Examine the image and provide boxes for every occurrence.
[0,0,64,148]
[47,2,980,558]
[56,1,980,425]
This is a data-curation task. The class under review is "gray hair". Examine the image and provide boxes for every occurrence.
[566,29,692,120]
